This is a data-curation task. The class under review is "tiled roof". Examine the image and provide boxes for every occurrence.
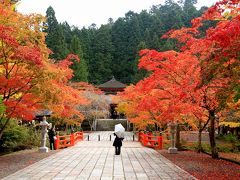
[98,76,126,89]
[35,110,53,117]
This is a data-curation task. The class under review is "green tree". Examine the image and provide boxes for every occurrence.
[182,0,199,27]
[61,22,73,49]
[45,6,69,60]
[89,25,113,84]
[70,35,89,82]
[0,97,5,115]
[150,1,184,31]
[42,1,212,85]
[132,41,150,84]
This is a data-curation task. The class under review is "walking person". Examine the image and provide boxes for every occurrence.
[48,124,56,150]
[113,133,124,155]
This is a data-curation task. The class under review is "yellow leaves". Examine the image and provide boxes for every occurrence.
[221,3,240,19]
[0,66,4,74]
[111,95,120,104]
[219,122,240,128]
[11,92,22,99]
[117,102,128,114]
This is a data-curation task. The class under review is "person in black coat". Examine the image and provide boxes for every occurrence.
[113,133,124,155]
[48,126,56,150]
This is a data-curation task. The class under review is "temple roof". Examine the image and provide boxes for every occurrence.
[98,76,126,89]
[35,109,53,117]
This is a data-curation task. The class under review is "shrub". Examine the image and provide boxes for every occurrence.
[223,134,240,152]
[217,144,232,153]
[0,119,41,152]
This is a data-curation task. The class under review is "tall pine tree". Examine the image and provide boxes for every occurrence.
[88,25,113,84]
[70,35,89,82]
[45,6,69,60]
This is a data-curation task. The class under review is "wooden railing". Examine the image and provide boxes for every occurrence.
[138,132,163,149]
[55,131,83,149]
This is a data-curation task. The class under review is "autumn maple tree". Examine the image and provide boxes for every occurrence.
[69,82,110,131]
[164,0,240,158]
[0,0,87,140]
[119,0,240,158]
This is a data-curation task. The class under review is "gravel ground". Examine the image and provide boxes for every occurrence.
[158,149,240,180]
[0,148,58,179]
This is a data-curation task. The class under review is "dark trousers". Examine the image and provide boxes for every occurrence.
[115,146,121,155]
[49,140,55,150]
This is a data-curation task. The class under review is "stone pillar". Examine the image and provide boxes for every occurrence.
[168,122,178,154]
[39,116,49,153]
[94,119,97,131]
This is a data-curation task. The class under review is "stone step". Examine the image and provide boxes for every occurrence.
[96,119,127,131]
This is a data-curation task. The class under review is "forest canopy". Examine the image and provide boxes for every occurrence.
[43,0,210,84]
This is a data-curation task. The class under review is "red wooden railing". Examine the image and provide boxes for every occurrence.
[55,131,83,150]
[138,132,163,149]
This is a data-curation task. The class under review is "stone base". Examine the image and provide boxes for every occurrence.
[39,147,48,153]
[168,147,178,154]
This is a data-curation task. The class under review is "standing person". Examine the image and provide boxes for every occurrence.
[48,125,56,150]
[113,133,124,155]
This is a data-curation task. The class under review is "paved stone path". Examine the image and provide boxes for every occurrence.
[3,132,197,180]
[83,131,138,141]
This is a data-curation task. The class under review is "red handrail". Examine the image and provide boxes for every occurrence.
[138,132,163,149]
[54,131,83,150]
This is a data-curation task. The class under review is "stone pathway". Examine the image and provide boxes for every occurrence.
[83,131,138,141]
[2,132,197,180]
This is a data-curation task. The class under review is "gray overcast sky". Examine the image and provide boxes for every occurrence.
[17,0,219,28]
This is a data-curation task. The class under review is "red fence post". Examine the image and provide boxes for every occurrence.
[139,132,144,142]
[80,132,83,140]
[54,136,59,150]
[54,131,83,149]
[70,133,75,146]
[143,134,148,146]
[158,136,163,149]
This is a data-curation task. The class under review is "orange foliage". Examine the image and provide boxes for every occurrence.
[119,0,240,132]
[0,1,88,135]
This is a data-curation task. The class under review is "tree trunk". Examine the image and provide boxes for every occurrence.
[90,123,93,131]
[65,124,68,134]
[209,110,219,159]
[155,123,157,131]
[197,121,203,153]
[175,123,181,149]
[89,119,94,131]
[0,117,10,140]
[198,129,203,153]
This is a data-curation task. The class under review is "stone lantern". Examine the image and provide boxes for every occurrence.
[168,121,178,154]
[39,116,49,153]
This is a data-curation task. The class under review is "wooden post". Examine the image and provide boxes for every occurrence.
[55,136,59,150]
[158,136,163,149]
[143,134,148,146]
[70,134,75,146]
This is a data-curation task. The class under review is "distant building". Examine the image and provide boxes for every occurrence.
[98,77,126,119]
[98,76,126,95]
[35,109,53,122]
